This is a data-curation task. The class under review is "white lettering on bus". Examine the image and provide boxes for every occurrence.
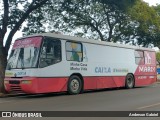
[139,66,155,72]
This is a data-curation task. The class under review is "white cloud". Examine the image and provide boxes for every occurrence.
[143,0,160,6]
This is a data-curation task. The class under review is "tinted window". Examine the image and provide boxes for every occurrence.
[39,37,61,68]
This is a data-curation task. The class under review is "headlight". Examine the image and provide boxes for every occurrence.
[21,80,32,84]
[4,81,9,84]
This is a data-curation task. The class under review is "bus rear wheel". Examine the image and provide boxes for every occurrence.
[67,75,82,95]
[125,74,135,89]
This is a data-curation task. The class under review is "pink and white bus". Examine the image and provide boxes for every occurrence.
[4,33,157,94]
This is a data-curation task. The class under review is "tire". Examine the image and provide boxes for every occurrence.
[68,75,82,95]
[125,74,135,89]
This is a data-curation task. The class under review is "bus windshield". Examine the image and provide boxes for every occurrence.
[7,37,43,69]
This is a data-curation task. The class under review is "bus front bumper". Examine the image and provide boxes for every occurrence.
[4,77,38,94]
[4,77,68,94]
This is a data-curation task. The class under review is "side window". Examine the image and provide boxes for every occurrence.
[39,37,61,68]
[66,42,83,62]
[135,50,144,65]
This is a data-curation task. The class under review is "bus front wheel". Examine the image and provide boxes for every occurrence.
[67,75,82,95]
[125,74,135,89]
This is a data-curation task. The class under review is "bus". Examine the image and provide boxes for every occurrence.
[4,33,157,94]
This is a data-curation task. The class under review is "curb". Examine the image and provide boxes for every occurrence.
[0,93,18,98]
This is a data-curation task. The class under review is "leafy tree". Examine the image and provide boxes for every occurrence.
[152,5,160,49]
[100,0,136,11]
[127,0,160,47]
[25,0,136,43]
[156,52,160,65]
[23,0,160,47]
[22,0,59,35]
[0,0,50,95]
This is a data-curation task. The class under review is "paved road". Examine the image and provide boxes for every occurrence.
[0,83,160,120]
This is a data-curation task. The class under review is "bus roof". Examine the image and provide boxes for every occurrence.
[17,32,155,52]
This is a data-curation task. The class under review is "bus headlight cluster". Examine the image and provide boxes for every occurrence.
[21,80,32,84]
[4,81,9,84]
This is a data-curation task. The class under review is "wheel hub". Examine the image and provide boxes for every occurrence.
[71,79,79,91]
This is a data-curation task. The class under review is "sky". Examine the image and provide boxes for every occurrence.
[143,0,160,6]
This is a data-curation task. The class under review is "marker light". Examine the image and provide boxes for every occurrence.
[21,80,32,84]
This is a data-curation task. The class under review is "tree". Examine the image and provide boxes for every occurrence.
[29,0,136,42]
[156,52,160,65]
[127,0,160,47]
[23,0,160,47]
[22,0,142,43]
[152,5,160,49]
[100,0,136,11]
[21,0,160,47]
[0,0,50,94]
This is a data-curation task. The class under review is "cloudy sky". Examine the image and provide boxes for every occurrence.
[143,0,160,6]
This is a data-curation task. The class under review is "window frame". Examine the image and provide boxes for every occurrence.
[7,36,43,69]
[38,37,62,68]
[134,50,145,65]
[65,41,83,62]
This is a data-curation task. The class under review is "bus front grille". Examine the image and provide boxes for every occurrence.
[10,86,24,94]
